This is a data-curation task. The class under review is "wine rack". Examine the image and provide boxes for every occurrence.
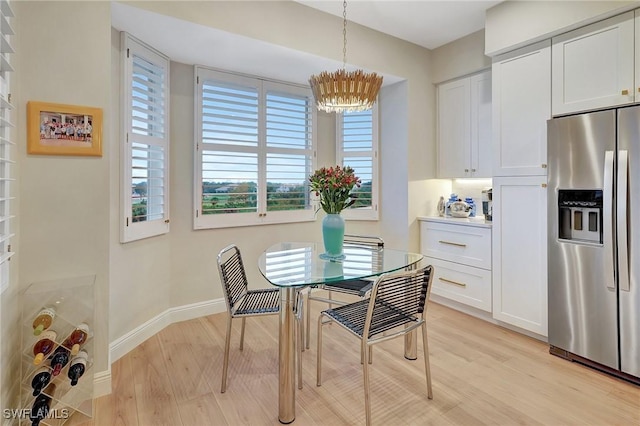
[20,275,95,425]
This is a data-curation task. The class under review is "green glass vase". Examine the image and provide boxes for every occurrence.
[321,213,345,260]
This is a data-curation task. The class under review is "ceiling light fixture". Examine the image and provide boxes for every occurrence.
[309,0,383,113]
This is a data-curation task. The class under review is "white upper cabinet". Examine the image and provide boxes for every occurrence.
[492,41,551,177]
[437,70,491,178]
[470,71,492,178]
[552,11,635,116]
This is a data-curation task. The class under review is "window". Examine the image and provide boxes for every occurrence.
[120,33,170,242]
[195,67,316,229]
[337,107,379,220]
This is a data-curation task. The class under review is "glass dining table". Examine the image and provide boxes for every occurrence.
[258,241,424,424]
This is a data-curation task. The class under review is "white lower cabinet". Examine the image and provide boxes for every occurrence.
[428,258,492,312]
[491,176,548,337]
[419,218,492,312]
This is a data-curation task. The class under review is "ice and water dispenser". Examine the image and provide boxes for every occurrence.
[558,190,603,244]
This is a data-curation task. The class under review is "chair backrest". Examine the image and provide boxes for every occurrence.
[344,234,384,248]
[217,244,249,311]
[364,265,433,338]
[344,235,385,273]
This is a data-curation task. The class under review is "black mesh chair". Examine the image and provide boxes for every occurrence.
[305,234,384,349]
[316,265,434,426]
[217,244,303,393]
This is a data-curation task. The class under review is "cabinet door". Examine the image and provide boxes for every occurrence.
[492,176,548,337]
[552,11,634,116]
[492,40,550,177]
[437,78,470,178]
[470,70,491,178]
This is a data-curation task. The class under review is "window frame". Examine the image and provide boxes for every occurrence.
[194,67,317,230]
[120,32,171,243]
[336,105,379,221]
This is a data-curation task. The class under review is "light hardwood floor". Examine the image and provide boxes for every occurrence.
[70,300,639,426]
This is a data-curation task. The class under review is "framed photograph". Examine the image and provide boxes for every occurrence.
[27,101,103,156]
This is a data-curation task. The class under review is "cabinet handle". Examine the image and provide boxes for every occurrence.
[637,87,640,93]
[622,89,630,95]
[464,168,469,173]
[541,163,547,168]
[471,168,476,172]
[438,240,467,248]
[439,277,467,288]
[541,183,547,188]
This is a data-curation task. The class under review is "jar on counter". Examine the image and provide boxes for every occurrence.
[465,197,477,217]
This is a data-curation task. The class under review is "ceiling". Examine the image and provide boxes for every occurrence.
[112,1,501,87]
[296,0,503,50]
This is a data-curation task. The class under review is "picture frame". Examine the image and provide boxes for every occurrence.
[27,101,103,156]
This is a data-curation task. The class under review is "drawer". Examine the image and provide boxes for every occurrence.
[427,257,492,312]
[420,221,491,269]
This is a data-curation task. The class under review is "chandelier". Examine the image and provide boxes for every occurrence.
[309,0,383,113]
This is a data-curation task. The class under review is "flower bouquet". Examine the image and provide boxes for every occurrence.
[309,165,361,214]
[309,165,361,259]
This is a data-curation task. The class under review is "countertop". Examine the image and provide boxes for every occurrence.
[417,215,492,228]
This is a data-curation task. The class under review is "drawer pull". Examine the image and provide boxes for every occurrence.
[439,277,467,288]
[438,240,467,248]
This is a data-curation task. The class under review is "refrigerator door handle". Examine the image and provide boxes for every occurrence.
[603,150,615,290]
[617,150,630,292]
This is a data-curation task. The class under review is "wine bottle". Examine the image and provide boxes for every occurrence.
[32,307,56,336]
[61,322,90,355]
[30,383,55,426]
[67,350,88,386]
[30,366,51,396]
[49,345,70,376]
[33,330,57,365]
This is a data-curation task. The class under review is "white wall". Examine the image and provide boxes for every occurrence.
[14,0,111,396]
[485,0,639,55]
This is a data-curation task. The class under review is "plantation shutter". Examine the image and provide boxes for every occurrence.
[199,76,259,218]
[338,107,379,220]
[0,0,14,293]
[194,68,316,229]
[264,85,313,213]
[121,33,170,242]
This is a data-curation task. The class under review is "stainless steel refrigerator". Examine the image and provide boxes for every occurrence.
[548,106,639,383]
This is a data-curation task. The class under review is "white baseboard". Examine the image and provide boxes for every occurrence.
[109,298,226,364]
[430,295,548,343]
[97,298,226,396]
[93,369,112,399]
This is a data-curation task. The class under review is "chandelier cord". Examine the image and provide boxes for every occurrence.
[342,0,347,70]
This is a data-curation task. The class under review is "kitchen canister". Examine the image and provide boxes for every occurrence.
[465,197,476,217]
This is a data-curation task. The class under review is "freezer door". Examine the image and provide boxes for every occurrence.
[547,109,618,369]
[617,106,640,379]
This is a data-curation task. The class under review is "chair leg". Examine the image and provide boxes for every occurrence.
[362,340,372,426]
[297,290,305,353]
[317,315,324,386]
[221,315,233,393]
[421,322,433,399]
[368,345,373,364]
[306,288,311,350]
[239,317,246,351]
[297,316,303,390]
